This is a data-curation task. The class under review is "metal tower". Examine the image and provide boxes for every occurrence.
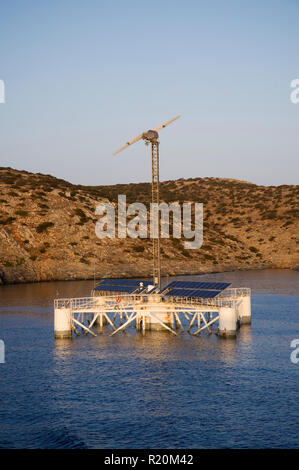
[113,115,181,288]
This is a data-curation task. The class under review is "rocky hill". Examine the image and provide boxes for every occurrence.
[0,167,298,284]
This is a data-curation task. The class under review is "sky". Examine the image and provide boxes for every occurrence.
[0,0,298,186]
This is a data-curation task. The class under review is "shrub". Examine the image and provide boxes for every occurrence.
[4,260,13,267]
[181,248,191,258]
[73,208,89,225]
[36,221,54,233]
[203,253,214,260]
[202,244,213,251]
[171,238,181,247]
[15,210,29,216]
[132,245,145,253]
[74,208,86,218]
[0,216,16,225]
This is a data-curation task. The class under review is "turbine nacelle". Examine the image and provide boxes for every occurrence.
[142,130,159,142]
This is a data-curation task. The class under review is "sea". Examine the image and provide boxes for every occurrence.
[0,269,298,449]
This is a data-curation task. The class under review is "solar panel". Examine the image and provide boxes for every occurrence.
[96,279,230,297]
[167,289,181,296]
[165,288,222,299]
[197,289,222,298]
[94,278,154,295]
[95,285,138,294]
[98,278,152,287]
[162,280,230,293]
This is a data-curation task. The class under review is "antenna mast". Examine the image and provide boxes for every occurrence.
[150,138,160,288]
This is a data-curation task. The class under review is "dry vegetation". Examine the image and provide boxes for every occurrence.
[0,167,298,284]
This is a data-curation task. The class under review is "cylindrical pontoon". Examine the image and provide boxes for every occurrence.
[54,307,72,339]
[218,306,237,338]
[238,295,251,324]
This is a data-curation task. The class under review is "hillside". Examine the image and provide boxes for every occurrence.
[0,167,298,284]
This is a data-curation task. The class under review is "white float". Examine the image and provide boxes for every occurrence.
[238,295,251,324]
[218,306,237,338]
[54,307,72,339]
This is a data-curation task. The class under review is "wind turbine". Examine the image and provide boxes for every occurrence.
[113,115,181,289]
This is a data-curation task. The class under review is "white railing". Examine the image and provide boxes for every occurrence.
[54,297,98,310]
[220,288,251,298]
[54,295,149,311]
[54,292,237,311]
[166,296,236,308]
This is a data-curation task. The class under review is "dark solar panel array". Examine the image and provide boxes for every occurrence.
[162,280,230,291]
[94,279,230,299]
[95,285,138,294]
[98,278,152,287]
[161,280,231,299]
[167,288,221,299]
[94,278,152,294]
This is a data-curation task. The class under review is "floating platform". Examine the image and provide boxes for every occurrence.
[54,279,251,339]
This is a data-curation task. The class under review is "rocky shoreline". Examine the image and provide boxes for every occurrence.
[1,167,298,285]
[0,261,298,286]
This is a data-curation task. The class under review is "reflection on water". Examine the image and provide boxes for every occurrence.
[53,327,241,365]
[0,270,299,449]
[238,324,253,345]
[53,339,77,359]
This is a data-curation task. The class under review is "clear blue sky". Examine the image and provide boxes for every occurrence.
[0,0,298,186]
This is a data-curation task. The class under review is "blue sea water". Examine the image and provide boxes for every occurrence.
[0,270,298,449]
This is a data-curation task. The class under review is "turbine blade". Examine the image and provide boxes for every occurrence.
[113,133,144,155]
[152,115,181,132]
